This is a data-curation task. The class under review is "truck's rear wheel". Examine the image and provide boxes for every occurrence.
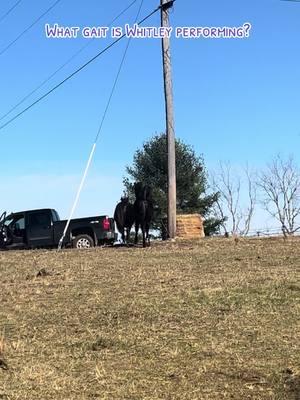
[73,234,94,249]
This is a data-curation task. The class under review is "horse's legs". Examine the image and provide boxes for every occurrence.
[121,228,125,244]
[145,222,150,246]
[142,224,146,248]
[126,225,131,244]
[134,222,139,244]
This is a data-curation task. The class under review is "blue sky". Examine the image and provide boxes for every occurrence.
[0,0,299,230]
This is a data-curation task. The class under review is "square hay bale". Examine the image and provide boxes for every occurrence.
[176,214,205,238]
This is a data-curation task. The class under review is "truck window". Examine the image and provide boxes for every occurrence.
[51,210,60,222]
[5,214,25,237]
[5,215,24,228]
[28,212,51,228]
[4,216,14,226]
[14,216,25,230]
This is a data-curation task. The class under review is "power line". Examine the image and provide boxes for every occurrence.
[95,0,144,143]
[0,0,62,57]
[0,0,23,24]
[58,0,145,250]
[0,4,161,132]
[0,0,138,123]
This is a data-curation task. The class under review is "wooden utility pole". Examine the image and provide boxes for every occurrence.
[161,0,176,239]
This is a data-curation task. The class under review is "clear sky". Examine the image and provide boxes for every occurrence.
[0,0,299,231]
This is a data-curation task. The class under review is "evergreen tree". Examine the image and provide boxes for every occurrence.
[123,133,224,236]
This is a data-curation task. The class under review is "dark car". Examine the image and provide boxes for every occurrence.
[0,208,116,250]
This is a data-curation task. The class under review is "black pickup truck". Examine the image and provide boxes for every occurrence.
[0,208,116,250]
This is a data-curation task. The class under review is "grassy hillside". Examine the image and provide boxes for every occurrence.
[0,238,299,399]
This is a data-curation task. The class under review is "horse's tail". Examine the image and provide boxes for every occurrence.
[134,200,147,223]
[114,202,126,233]
[134,182,153,201]
[125,203,135,226]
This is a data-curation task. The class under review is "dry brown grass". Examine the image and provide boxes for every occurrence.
[0,237,299,399]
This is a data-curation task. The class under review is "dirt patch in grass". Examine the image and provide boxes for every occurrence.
[0,238,299,399]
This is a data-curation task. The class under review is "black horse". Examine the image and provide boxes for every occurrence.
[134,183,154,248]
[114,197,135,244]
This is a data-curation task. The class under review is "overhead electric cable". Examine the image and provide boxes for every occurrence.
[0,3,162,132]
[0,0,138,123]
[0,0,23,24]
[57,0,145,250]
[95,2,145,142]
[0,0,62,57]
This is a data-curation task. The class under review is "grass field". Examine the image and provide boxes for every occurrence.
[0,238,299,400]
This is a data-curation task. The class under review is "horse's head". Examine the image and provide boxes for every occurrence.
[134,182,152,201]
[134,182,143,199]
[120,196,129,204]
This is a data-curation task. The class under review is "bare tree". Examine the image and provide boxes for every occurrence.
[258,155,300,236]
[241,167,256,236]
[211,162,256,236]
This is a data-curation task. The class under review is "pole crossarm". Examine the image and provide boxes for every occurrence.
[160,0,176,11]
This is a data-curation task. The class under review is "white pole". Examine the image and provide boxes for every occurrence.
[57,142,97,250]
